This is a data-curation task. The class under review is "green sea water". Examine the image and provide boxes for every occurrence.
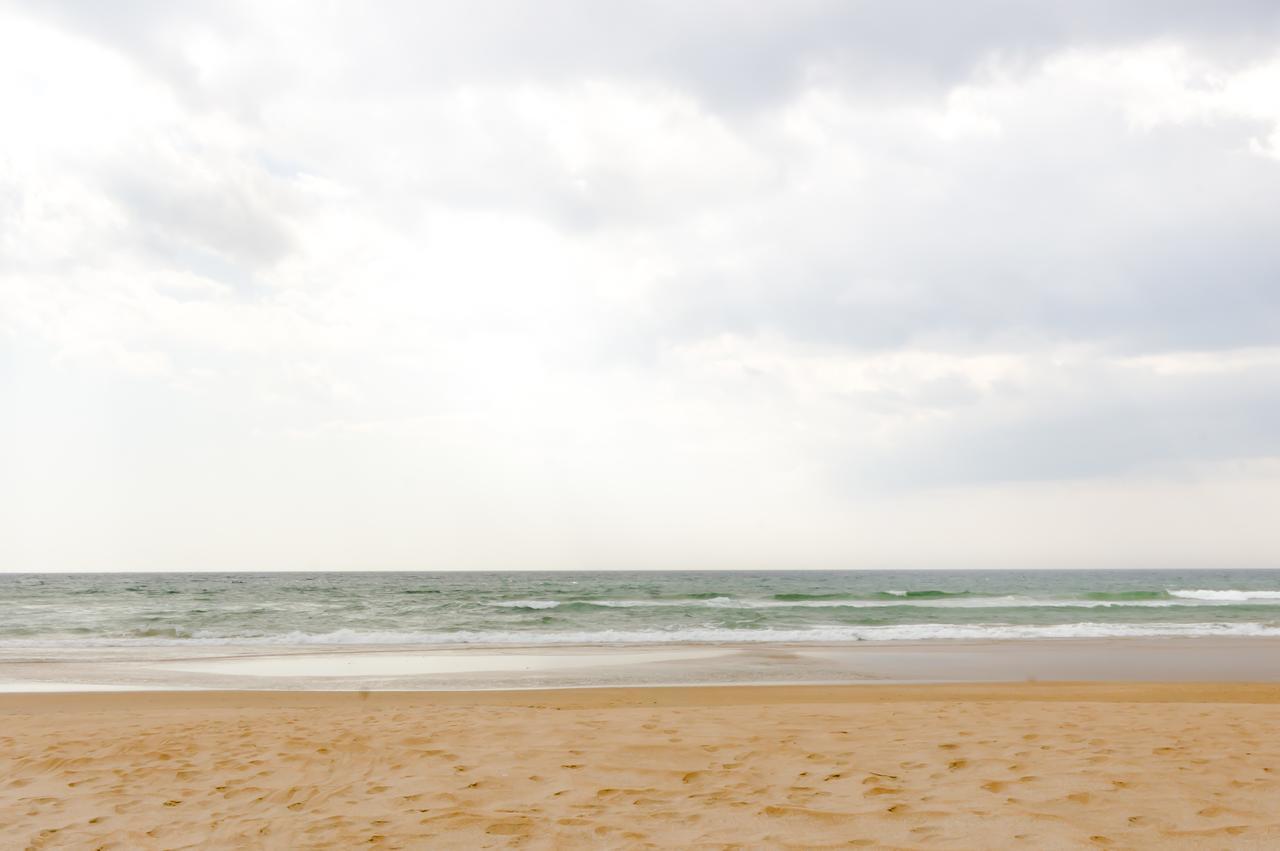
[3,570,1280,647]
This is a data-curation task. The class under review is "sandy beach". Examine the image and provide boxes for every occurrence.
[3,683,1279,849]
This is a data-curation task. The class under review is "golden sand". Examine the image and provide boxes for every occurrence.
[2,683,1279,849]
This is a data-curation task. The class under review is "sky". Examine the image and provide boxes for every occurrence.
[3,1,1280,572]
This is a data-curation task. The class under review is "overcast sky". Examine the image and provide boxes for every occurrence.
[3,1,1280,571]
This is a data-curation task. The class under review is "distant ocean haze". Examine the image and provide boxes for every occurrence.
[3,570,1280,647]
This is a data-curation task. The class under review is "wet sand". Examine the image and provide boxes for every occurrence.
[3,683,1279,848]
[4,637,1280,692]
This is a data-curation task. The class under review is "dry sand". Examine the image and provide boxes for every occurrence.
[2,683,1279,849]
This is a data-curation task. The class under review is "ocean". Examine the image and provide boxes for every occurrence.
[4,569,1280,648]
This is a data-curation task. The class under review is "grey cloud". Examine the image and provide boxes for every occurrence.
[17,1,1280,353]
[103,154,297,281]
[662,108,1280,355]
[24,0,250,110]
[23,1,1280,112]
[319,1,1280,109]
[842,363,1280,490]
[10,0,1280,505]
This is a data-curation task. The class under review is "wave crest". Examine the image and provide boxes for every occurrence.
[6,621,1280,648]
[1169,589,1280,602]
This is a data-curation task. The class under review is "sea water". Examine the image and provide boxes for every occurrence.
[3,569,1280,648]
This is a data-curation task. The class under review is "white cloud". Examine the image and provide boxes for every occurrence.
[3,2,1280,569]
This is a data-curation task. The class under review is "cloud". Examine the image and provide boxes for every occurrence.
[24,1,1280,109]
[106,145,298,274]
[658,46,1280,354]
[3,1,1280,569]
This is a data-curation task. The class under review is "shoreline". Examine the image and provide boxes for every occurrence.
[3,636,1280,692]
[5,680,1280,709]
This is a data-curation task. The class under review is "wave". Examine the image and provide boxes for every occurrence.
[772,593,858,601]
[754,597,1189,609]
[489,597,743,610]
[5,621,1280,648]
[1084,591,1169,601]
[711,596,1216,610]
[771,591,973,601]
[481,594,1280,611]
[1168,589,1280,602]
[131,627,192,638]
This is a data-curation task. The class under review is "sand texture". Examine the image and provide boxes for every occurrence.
[2,683,1279,849]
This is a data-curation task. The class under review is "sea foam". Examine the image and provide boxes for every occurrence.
[4,621,1280,649]
[1168,589,1280,601]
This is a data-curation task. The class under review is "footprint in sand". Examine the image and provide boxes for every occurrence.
[486,821,531,836]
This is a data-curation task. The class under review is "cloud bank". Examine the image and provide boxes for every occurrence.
[3,1,1280,570]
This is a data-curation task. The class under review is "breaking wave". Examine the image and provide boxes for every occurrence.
[4,621,1280,648]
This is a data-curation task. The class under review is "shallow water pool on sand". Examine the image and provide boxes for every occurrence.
[2,637,1280,692]
[151,647,733,678]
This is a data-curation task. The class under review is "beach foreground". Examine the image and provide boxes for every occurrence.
[2,684,1278,849]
